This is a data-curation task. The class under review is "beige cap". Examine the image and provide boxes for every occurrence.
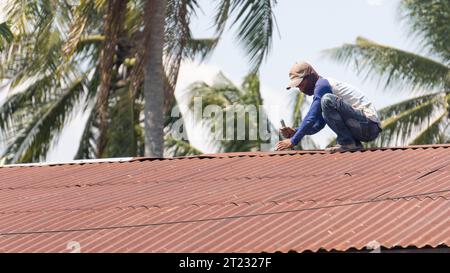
[286,61,312,90]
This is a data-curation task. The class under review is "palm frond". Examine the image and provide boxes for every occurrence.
[213,0,231,36]
[74,70,103,160]
[0,75,55,132]
[399,0,450,62]
[187,72,241,110]
[62,0,101,59]
[186,71,274,152]
[378,93,446,146]
[165,136,202,157]
[164,0,217,114]
[73,34,103,67]
[227,0,277,72]
[9,29,63,88]
[0,1,60,80]
[378,92,443,121]
[324,37,449,92]
[2,78,87,163]
[0,22,13,51]
[410,112,447,145]
[183,38,219,61]
[5,0,52,34]
[187,83,239,109]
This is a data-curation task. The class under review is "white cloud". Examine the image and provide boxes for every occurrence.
[175,61,222,93]
[174,61,223,153]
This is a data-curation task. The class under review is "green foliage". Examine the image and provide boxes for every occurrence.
[103,86,139,157]
[411,112,448,145]
[399,0,450,62]
[324,37,448,92]
[2,77,87,162]
[165,136,202,156]
[0,0,212,162]
[377,93,445,146]
[185,72,312,152]
[186,73,261,152]
[1,0,279,162]
[0,22,13,51]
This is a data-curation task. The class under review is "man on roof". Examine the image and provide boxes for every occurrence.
[275,61,382,153]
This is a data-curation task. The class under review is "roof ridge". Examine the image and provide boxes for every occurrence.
[181,143,450,159]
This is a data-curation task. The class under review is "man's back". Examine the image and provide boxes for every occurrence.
[326,78,380,124]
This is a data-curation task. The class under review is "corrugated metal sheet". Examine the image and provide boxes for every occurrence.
[0,144,449,252]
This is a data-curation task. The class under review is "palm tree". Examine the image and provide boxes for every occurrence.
[0,0,99,163]
[184,72,273,152]
[96,0,128,157]
[143,0,279,157]
[0,0,216,163]
[142,0,167,158]
[0,0,279,162]
[324,0,449,146]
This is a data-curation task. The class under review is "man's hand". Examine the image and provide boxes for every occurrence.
[275,139,294,151]
[280,127,296,138]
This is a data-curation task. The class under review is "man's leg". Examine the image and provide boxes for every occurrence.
[321,93,380,146]
[321,93,359,145]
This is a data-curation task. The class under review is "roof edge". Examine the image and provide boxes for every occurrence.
[0,157,135,168]
[2,144,449,168]
[173,143,450,159]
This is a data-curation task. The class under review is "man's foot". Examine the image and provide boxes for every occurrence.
[325,143,363,153]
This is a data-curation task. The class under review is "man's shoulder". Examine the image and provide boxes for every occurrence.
[314,77,332,94]
[316,77,331,87]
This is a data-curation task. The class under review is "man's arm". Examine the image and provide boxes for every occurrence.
[303,116,326,135]
[290,79,331,146]
[290,98,322,145]
[282,117,325,139]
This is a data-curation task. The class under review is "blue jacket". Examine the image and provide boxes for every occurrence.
[290,78,332,146]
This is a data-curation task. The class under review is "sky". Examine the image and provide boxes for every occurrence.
[1,0,425,162]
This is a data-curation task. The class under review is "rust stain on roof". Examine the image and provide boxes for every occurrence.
[0,144,449,253]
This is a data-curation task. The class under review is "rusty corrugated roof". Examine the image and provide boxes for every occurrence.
[0,144,449,252]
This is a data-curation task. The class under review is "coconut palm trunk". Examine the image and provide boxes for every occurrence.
[96,0,127,157]
[143,0,167,157]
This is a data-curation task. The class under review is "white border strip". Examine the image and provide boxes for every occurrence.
[0,157,134,168]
